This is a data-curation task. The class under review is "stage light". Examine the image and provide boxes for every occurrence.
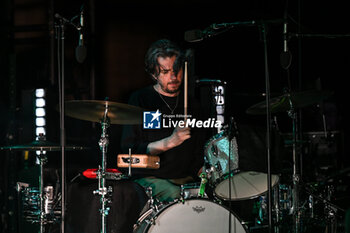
[34,88,46,139]
[35,88,45,98]
[36,127,46,137]
[35,108,46,117]
[35,98,45,107]
[36,118,46,127]
[35,89,46,156]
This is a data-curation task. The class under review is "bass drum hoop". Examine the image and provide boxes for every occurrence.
[136,198,248,233]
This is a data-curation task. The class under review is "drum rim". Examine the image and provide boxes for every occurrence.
[140,198,249,232]
[213,171,280,201]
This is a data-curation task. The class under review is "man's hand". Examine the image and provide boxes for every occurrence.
[147,126,191,155]
[167,126,191,148]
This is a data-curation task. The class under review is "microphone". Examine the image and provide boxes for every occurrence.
[75,5,87,63]
[184,26,219,42]
[195,79,226,85]
[184,29,207,42]
[184,20,256,43]
[280,0,292,70]
[228,116,237,140]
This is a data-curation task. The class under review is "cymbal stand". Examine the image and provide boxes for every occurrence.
[287,97,301,233]
[38,149,48,233]
[93,101,113,233]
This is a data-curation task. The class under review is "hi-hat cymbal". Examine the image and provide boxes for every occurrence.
[64,100,144,124]
[0,140,89,151]
[246,90,333,115]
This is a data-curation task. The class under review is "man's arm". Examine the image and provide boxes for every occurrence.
[147,127,191,155]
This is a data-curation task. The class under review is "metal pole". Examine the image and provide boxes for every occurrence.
[93,101,111,233]
[39,153,45,233]
[56,20,66,233]
[261,23,273,233]
[290,108,300,233]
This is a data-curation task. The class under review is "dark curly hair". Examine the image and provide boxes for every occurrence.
[144,39,185,81]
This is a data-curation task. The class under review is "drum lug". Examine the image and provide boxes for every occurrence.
[215,161,222,173]
[148,215,158,225]
[211,145,218,157]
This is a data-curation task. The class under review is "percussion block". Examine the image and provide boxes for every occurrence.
[117,154,160,169]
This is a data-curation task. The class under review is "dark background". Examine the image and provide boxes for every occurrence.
[1,0,350,232]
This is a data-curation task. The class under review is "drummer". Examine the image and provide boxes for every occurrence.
[120,39,209,202]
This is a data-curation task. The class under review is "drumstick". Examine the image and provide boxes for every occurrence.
[184,61,188,122]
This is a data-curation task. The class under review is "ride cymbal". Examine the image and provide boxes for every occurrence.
[64,100,144,124]
[0,140,89,151]
[246,90,333,115]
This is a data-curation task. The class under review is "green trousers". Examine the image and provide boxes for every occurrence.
[134,177,182,203]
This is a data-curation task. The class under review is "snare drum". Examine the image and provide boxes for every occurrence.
[214,171,280,201]
[205,130,280,201]
[134,198,248,233]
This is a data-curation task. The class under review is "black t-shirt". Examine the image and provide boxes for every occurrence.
[120,85,207,180]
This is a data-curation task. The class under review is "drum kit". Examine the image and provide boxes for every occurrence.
[1,100,144,233]
[2,137,89,233]
[1,86,343,233]
[131,87,340,233]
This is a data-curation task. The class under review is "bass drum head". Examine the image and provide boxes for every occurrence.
[137,199,247,233]
[215,171,279,201]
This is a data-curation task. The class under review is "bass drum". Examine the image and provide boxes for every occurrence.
[134,198,248,233]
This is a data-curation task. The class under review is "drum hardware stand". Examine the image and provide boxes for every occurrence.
[133,187,161,230]
[128,148,132,177]
[54,11,82,233]
[227,116,237,233]
[304,184,344,233]
[286,96,302,233]
[38,149,48,233]
[18,149,59,232]
[34,135,60,233]
[93,101,113,233]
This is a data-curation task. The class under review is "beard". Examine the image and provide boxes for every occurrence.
[159,81,181,94]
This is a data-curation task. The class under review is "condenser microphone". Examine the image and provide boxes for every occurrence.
[184,21,256,43]
[184,25,219,42]
[280,0,292,70]
[75,6,87,63]
[184,29,205,42]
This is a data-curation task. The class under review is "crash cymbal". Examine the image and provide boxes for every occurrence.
[0,140,89,151]
[64,100,144,124]
[246,90,333,115]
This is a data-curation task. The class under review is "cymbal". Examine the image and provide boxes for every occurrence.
[0,140,89,151]
[64,100,144,124]
[246,90,333,115]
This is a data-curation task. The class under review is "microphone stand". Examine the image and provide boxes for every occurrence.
[54,12,80,233]
[190,20,281,232]
[260,22,273,233]
[55,17,66,233]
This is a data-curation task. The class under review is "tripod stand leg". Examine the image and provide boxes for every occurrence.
[288,107,302,233]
